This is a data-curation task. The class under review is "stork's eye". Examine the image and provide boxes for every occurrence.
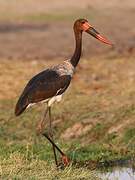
[82,21,85,24]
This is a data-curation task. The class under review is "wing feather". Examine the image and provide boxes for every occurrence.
[15,69,71,116]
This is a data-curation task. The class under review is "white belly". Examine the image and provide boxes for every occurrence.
[26,94,63,109]
[48,94,62,107]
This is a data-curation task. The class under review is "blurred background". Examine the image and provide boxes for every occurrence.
[0,0,134,60]
[0,0,135,179]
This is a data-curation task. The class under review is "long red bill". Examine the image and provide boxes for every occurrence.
[96,34,113,45]
[85,27,113,46]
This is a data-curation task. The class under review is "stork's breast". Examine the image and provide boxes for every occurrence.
[58,61,74,77]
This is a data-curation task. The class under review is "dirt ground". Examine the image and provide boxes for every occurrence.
[0,0,134,60]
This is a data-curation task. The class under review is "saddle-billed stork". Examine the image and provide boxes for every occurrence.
[15,18,112,167]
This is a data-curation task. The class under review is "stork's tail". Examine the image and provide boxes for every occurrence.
[15,95,28,116]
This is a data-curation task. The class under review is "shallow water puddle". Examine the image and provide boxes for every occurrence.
[98,167,135,180]
[74,158,135,179]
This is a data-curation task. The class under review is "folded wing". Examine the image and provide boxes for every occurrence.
[15,69,71,116]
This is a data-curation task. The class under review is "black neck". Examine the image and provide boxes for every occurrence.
[70,30,82,67]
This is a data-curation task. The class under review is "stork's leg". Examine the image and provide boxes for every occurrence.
[36,106,49,135]
[36,104,70,166]
[47,106,69,167]
[42,132,70,166]
[48,106,58,166]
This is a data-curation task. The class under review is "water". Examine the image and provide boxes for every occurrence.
[97,158,135,180]
[75,158,135,179]
[99,167,135,180]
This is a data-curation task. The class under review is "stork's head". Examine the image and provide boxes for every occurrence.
[74,18,113,46]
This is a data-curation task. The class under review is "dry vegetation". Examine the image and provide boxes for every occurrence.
[1,56,135,138]
[0,152,99,179]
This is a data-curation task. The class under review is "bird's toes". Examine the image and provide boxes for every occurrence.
[62,155,70,166]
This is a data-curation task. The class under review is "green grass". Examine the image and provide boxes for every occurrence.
[0,97,135,178]
[23,9,97,23]
[0,8,100,23]
[0,58,135,178]
[123,128,135,144]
